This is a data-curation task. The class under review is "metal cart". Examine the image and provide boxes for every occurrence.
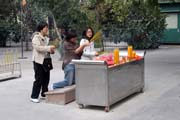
[72,51,145,112]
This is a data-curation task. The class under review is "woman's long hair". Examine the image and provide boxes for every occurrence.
[82,27,94,41]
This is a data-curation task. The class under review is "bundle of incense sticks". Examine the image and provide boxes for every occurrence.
[49,38,60,48]
[90,31,102,42]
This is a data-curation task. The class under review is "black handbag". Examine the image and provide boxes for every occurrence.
[43,57,53,72]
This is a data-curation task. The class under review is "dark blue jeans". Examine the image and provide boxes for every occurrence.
[53,64,75,89]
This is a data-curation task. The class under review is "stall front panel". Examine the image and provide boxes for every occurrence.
[75,62,108,106]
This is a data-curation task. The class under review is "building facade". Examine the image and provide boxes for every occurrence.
[159,0,180,43]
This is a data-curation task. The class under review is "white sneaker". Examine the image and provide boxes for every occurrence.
[50,84,54,90]
[30,98,40,103]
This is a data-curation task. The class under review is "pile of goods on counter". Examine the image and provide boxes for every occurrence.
[94,46,143,67]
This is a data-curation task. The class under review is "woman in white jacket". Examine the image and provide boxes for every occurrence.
[80,27,98,60]
[31,21,55,103]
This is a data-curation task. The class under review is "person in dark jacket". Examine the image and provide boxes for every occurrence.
[52,31,89,89]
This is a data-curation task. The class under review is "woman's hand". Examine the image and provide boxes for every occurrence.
[50,45,55,54]
[83,41,90,47]
[95,52,99,56]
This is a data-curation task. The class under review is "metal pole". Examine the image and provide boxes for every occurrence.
[21,4,23,57]
[19,1,27,59]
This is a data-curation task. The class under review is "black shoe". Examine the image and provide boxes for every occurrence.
[41,94,46,98]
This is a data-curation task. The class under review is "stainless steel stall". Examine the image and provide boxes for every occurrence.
[72,51,145,112]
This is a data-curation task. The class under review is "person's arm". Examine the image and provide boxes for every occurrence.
[81,41,97,56]
[32,36,55,53]
[75,42,89,54]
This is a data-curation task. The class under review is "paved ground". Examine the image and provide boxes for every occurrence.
[0,45,180,120]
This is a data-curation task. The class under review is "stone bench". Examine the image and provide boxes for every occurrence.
[45,85,75,105]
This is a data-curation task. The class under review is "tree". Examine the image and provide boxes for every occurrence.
[29,0,89,35]
[83,0,166,49]
[0,0,21,47]
[0,0,13,18]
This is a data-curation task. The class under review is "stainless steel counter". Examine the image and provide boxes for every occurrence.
[72,51,145,112]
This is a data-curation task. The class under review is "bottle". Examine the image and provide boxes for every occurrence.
[113,48,119,65]
[132,51,136,58]
[128,45,133,60]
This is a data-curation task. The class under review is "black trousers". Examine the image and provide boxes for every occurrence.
[31,62,50,99]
